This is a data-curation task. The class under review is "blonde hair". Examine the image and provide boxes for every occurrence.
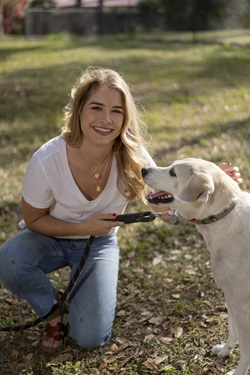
[61,66,150,201]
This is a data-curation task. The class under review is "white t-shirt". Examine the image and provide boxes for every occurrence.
[22,136,155,238]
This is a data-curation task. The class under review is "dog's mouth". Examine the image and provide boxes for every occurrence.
[146,190,174,205]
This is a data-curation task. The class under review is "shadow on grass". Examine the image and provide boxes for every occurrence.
[153,115,250,159]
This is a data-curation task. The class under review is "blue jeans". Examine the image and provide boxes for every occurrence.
[0,229,120,348]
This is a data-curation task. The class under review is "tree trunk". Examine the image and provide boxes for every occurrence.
[0,6,4,35]
[97,0,104,35]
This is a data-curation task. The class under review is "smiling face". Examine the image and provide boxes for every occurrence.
[80,84,125,148]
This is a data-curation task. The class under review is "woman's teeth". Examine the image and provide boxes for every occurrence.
[94,127,112,133]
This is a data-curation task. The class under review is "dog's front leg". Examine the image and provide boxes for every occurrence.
[212,296,238,357]
[226,308,250,375]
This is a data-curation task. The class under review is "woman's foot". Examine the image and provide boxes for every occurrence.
[41,303,65,352]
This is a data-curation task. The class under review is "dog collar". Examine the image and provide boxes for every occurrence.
[187,198,238,225]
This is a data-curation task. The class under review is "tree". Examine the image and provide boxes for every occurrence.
[138,0,225,30]
[138,0,222,16]
[1,0,19,34]
[26,0,55,7]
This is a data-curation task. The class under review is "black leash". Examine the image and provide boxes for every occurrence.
[113,210,180,225]
[0,210,179,332]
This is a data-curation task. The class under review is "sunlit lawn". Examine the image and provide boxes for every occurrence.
[0,32,250,374]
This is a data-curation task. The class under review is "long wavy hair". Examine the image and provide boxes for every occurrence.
[61,66,150,201]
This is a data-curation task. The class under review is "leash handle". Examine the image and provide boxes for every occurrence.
[110,210,180,225]
[112,211,156,224]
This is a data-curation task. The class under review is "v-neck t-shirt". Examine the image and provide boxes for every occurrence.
[22,136,155,238]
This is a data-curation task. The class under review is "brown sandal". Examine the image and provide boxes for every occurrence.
[41,322,65,352]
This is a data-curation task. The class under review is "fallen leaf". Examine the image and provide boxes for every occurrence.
[117,342,131,351]
[120,355,134,367]
[115,337,127,345]
[143,334,155,342]
[173,326,183,338]
[160,337,173,344]
[98,362,107,371]
[149,316,163,325]
[134,268,144,273]
[141,310,151,316]
[152,255,163,265]
[110,343,119,352]
[116,309,126,316]
[170,250,182,255]
[215,360,225,372]
[18,353,34,369]
[171,286,182,293]
[185,268,197,275]
[155,355,168,364]
[11,349,19,359]
[166,278,173,283]
[46,352,72,366]
[31,339,40,346]
[171,293,180,299]
[105,355,117,364]
[6,298,16,304]
[143,357,159,371]
[26,353,33,360]
[127,251,135,258]
[63,345,77,353]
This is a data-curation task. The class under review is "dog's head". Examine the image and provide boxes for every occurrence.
[142,158,239,220]
[142,158,215,205]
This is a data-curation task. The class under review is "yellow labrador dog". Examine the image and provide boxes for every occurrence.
[142,158,250,375]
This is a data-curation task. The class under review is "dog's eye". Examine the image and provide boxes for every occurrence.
[169,168,176,177]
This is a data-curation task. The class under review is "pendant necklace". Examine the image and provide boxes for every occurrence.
[83,153,112,192]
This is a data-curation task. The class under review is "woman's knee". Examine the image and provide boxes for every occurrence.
[0,236,23,284]
[0,229,55,289]
[70,324,112,348]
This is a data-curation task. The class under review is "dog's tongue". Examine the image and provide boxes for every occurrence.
[146,190,174,204]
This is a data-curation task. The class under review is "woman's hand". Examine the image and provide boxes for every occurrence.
[80,213,121,236]
[219,162,243,185]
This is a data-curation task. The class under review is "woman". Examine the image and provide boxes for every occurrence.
[0,67,157,351]
[0,67,241,352]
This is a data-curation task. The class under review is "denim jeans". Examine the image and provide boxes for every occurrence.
[0,229,120,348]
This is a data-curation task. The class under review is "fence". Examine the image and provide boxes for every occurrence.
[24,2,250,43]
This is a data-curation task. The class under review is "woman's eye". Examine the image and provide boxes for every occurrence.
[92,106,102,111]
[169,168,176,177]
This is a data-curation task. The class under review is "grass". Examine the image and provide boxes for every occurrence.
[0,32,250,374]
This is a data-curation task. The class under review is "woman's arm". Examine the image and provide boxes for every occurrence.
[22,197,120,237]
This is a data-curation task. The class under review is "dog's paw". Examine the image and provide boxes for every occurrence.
[212,343,232,357]
[212,343,224,354]
[225,371,235,375]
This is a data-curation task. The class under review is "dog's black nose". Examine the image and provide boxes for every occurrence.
[141,168,148,178]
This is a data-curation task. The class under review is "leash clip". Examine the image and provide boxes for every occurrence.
[156,210,180,226]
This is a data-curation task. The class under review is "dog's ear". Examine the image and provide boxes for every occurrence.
[175,172,214,203]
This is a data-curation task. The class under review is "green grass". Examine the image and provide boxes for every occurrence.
[0,32,250,374]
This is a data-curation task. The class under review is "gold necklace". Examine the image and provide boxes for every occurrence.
[83,153,112,192]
